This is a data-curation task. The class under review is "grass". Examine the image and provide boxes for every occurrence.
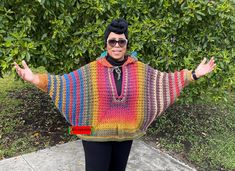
[144,92,235,171]
[0,74,30,158]
[0,72,78,160]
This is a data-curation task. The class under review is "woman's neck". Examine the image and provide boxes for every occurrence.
[106,55,127,66]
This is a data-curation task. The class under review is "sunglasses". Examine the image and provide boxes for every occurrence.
[107,39,128,48]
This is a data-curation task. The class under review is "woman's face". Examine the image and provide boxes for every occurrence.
[106,32,127,61]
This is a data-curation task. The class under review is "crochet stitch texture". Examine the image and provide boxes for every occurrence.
[36,55,192,141]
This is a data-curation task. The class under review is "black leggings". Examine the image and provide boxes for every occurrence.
[82,140,133,171]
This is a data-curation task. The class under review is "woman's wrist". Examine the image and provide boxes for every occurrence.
[192,70,199,80]
[31,74,40,85]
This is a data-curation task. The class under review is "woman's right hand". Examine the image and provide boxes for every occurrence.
[14,60,39,85]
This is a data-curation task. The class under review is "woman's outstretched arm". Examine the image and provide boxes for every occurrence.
[13,60,90,126]
[152,57,216,118]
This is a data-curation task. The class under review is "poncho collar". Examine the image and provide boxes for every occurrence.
[96,51,138,68]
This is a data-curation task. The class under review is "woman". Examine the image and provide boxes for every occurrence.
[14,19,216,171]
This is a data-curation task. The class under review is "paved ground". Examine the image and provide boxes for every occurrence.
[0,140,197,171]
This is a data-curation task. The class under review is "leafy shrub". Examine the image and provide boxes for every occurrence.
[0,0,234,101]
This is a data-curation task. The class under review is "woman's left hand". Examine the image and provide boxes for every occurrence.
[195,57,216,78]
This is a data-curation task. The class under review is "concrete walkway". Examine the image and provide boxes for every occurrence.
[0,140,197,171]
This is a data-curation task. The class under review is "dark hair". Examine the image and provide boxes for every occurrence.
[104,18,128,46]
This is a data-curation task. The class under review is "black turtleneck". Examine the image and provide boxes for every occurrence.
[106,55,128,96]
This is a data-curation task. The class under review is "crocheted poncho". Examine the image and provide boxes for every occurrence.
[36,55,192,141]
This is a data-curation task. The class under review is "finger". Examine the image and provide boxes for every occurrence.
[209,56,214,60]
[210,59,215,68]
[200,58,207,65]
[22,60,29,69]
[14,63,24,77]
[209,61,215,68]
[209,64,216,72]
[208,57,214,66]
[14,62,21,70]
[14,65,22,75]
[16,69,23,78]
[212,64,216,69]
[22,72,25,79]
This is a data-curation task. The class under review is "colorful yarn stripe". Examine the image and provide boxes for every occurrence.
[38,55,192,141]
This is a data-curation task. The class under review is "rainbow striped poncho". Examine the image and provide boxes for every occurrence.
[36,55,192,141]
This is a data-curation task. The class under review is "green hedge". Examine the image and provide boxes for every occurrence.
[0,0,234,101]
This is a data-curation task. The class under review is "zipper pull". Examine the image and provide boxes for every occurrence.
[113,66,121,80]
